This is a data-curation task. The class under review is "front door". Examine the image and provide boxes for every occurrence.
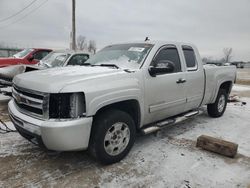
[144,45,187,125]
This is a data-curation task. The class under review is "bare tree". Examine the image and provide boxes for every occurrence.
[88,40,97,54]
[77,35,86,50]
[223,48,233,63]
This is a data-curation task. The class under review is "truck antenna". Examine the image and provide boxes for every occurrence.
[145,37,150,42]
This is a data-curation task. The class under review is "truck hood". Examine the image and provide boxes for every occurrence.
[0,57,23,67]
[13,66,130,93]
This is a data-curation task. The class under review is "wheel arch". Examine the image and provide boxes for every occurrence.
[93,99,141,131]
[219,81,233,95]
[212,81,233,103]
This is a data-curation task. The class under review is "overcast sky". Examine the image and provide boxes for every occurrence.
[0,0,250,61]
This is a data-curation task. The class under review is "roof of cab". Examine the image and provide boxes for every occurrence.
[32,48,53,51]
[104,40,195,48]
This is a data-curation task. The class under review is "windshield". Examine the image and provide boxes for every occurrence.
[40,52,70,67]
[13,48,33,58]
[85,43,153,69]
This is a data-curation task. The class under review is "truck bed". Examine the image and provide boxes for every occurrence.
[202,64,236,105]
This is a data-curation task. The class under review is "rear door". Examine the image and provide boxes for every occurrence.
[181,45,204,111]
[144,45,187,124]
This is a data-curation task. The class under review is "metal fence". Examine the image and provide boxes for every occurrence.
[0,48,22,57]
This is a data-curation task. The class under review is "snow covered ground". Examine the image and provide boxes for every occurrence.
[0,87,250,187]
[233,84,250,92]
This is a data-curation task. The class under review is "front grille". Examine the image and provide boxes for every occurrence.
[12,85,48,119]
[14,86,43,100]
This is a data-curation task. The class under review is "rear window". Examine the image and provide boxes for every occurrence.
[182,46,197,70]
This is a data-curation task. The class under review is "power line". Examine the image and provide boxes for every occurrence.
[0,0,48,29]
[0,0,38,23]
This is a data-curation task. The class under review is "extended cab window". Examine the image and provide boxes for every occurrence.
[153,47,181,73]
[182,46,197,71]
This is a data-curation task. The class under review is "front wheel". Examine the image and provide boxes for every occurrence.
[89,109,136,164]
[207,89,228,118]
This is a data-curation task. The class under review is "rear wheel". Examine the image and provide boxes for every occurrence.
[207,89,228,118]
[89,109,136,164]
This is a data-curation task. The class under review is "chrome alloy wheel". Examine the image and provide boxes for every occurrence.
[104,122,130,156]
[218,95,226,113]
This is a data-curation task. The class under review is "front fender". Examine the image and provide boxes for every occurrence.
[87,88,143,116]
[59,70,144,125]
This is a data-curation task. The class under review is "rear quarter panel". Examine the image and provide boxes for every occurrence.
[202,65,236,105]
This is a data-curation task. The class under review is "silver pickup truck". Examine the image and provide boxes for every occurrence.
[8,41,236,164]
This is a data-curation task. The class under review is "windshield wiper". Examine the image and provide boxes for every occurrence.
[93,64,119,69]
[81,63,91,66]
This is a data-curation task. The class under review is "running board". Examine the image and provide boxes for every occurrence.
[141,110,201,135]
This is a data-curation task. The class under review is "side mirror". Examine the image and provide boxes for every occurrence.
[148,60,175,77]
[27,55,34,61]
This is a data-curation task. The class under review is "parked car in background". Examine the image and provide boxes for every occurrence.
[206,62,225,66]
[9,41,236,164]
[0,50,90,95]
[0,48,52,68]
[206,61,246,69]
[231,61,245,68]
[37,50,90,68]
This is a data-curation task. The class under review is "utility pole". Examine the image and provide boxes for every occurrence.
[71,0,76,50]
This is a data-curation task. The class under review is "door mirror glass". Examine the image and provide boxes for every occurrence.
[149,60,175,77]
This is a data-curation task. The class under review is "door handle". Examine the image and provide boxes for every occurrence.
[176,78,186,84]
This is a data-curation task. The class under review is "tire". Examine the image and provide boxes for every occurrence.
[207,89,228,118]
[89,109,136,164]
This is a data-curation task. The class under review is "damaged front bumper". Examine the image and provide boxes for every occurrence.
[8,100,93,151]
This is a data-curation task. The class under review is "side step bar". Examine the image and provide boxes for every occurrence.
[141,110,201,135]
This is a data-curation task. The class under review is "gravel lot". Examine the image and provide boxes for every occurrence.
[0,73,250,187]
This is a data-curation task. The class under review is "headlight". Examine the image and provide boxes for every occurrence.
[49,92,86,119]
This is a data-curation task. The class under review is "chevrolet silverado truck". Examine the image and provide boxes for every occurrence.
[0,50,90,88]
[8,41,236,164]
[0,48,52,68]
